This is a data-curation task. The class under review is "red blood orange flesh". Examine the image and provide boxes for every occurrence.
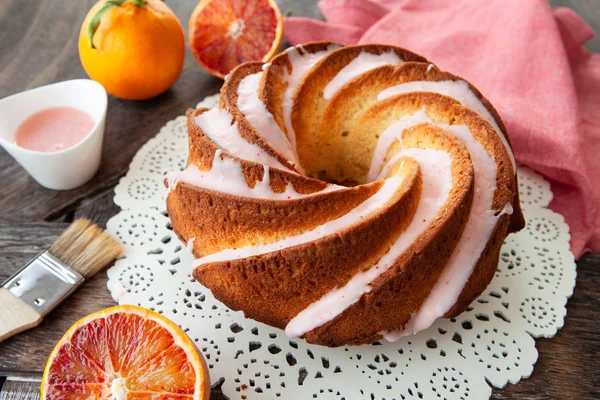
[40,305,210,400]
[189,0,283,78]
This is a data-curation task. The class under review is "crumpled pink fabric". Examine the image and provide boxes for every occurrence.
[285,0,600,259]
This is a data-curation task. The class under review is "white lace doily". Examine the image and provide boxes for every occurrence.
[106,94,576,399]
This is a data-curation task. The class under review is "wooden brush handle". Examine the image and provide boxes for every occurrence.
[0,288,42,343]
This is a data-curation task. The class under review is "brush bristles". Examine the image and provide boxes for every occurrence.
[49,219,123,278]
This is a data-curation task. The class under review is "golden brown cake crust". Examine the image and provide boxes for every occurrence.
[187,93,479,345]
[306,123,476,346]
[220,62,300,172]
[357,92,515,324]
[259,41,341,136]
[193,158,424,330]
[306,62,524,232]
[165,43,525,347]
[185,108,326,194]
[290,46,427,180]
[174,109,382,256]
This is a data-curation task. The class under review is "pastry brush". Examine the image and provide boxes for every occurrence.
[0,219,122,342]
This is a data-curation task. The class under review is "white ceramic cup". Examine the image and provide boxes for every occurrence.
[0,79,107,190]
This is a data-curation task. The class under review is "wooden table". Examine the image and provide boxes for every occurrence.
[1,0,599,398]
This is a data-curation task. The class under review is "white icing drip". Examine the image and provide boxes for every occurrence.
[323,51,403,100]
[498,202,514,217]
[186,238,195,253]
[195,108,289,170]
[237,72,299,166]
[282,44,340,150]
[379,122,502,341]
[426,63,435,72]
[377,80,516,173]
[166,150,342,200]
[193,175,405,269]
[380,327,406,342]
[361,107,506,340]
[285,149,453,338]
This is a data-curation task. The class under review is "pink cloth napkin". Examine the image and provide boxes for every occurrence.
[285,0,600,259]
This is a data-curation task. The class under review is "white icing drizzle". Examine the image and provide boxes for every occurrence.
[186,238,195,253]
[237,72,299,166]
[368,111,505,341]
[193,175,405,268]
[282,44,340,150]
[367,109,431,182]
[426,63,435,72]
[377,80,516,173]
[285,149,453,338]
[497,202,513,217]
[321,107,505,341]
[166,150,342,200]
[323,51,403,100]
[196,108,289,171]
[392,124,499,338]
[176,50,518,341]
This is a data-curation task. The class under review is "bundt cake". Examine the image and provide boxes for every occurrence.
[165,42,525,347]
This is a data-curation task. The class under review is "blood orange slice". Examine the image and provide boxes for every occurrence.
[40,305,209,400]
[189,0,283,78]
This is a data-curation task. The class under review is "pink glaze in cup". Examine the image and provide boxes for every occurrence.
[0,79,107,190]
[15,107,95,153]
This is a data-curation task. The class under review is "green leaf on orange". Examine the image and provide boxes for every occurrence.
[87,0,127,49]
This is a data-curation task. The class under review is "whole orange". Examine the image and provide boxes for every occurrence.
[79,0,185,100]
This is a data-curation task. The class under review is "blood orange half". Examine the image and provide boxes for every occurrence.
[40,305,210,400]
[189,0,283,78]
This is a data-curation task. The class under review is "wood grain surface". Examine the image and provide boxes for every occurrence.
[0,0,599,399]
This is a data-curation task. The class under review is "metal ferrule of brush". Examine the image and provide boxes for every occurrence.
[2,251,85,317]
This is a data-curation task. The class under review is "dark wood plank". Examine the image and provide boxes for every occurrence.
[1,0,600,399]
[70,187,121,227]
